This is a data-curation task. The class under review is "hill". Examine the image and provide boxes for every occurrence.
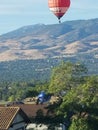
[0,18,98,81]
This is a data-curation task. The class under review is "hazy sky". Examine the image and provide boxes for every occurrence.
[0,0,98,35]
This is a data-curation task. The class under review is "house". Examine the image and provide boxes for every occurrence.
[0,107,30,130]
[13,104,63,130]
[0,104,64,130]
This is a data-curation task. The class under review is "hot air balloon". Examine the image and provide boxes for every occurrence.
[48,0,70,23]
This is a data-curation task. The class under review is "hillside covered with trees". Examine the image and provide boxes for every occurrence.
[0,55,97,82]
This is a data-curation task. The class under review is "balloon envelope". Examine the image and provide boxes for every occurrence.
[48,0,70,20]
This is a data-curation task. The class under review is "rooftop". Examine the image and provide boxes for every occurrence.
[0,107,20,129]
[0,106,30,130]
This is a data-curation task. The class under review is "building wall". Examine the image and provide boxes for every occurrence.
[9,113,26,130]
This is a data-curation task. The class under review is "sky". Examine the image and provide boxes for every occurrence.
[0,0,98,35]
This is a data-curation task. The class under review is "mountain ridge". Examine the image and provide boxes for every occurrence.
[0,18,98,62]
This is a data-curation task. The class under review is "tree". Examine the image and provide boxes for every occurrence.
[8,95,15,102]
[47,62,98,130]
[58,75,98,130]
[48,61,87,94]
[69,117,91,130]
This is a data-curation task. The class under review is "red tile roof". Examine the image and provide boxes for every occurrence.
[0,107,20,130]
[0,107,30,130]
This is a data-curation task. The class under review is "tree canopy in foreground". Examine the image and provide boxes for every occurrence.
[47,62,98,130]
